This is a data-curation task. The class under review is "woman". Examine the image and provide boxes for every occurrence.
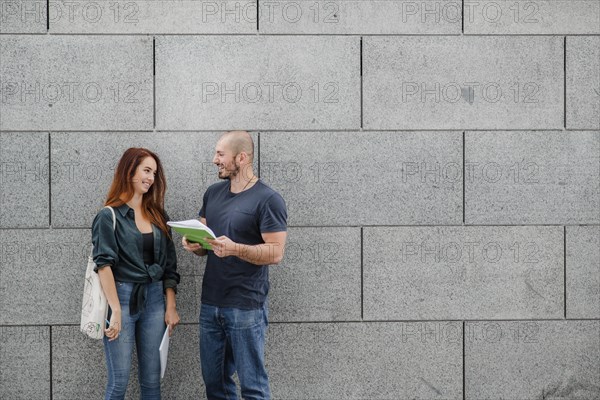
[92,148,180,400]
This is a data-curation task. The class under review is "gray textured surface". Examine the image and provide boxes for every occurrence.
[259,0,461,34]
[176,272,203,324]
[567,226,600,319]
[465,320,600,400]
[0,229,90,324]
[1,2,599,398]
[51,325,127,399]
[0,36,153,131]
[464,0,600,34]
[363,226,564,320]
[0,326,50,399]
[52,324,204,399]
[269,227,361,322]
[363,36,563,130]
[465,131,600,225]
[49,0,257,34]
[260,131,462,226]
[156,36,360,130]
[0,131,49,228]
[267,322,463,399]
[0,0,46,33]
[173,231,205,324]
[50,131,234,228]
[567,36,600,130]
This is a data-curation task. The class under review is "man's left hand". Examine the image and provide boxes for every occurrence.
[206,236,238,258]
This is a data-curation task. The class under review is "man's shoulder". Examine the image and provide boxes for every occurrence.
[254,181,286,208]
[254,180,284,201]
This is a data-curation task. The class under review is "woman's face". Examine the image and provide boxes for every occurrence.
[131,156,157,196]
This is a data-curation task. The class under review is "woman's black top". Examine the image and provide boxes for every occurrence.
[142,232,154,265]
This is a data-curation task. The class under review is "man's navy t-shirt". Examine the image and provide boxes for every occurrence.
[199,179,287,309]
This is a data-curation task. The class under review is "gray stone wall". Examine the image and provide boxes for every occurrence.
[1,1,599,399]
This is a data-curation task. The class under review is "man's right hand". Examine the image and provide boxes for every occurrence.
[182,237,207,256]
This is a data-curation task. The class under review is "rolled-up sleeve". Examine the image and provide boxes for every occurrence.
[162,226,180,294]
[92,208,118,272]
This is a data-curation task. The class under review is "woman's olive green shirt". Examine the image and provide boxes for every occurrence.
[92,204,180,314]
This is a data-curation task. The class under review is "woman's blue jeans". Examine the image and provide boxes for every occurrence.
[103,281,165,400]
[199,302,271,400]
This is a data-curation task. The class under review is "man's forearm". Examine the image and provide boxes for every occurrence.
[234,243,283,265]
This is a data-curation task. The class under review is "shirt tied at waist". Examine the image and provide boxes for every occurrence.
[128,263,164,315]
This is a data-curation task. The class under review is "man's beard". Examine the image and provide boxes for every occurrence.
[219,163,240,180]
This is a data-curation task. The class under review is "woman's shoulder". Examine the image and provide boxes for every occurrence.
[92,206,117,228]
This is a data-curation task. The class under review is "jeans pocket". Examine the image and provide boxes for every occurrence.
[115,282,132,305]
[228,307,262,330]
[145,282,166,311]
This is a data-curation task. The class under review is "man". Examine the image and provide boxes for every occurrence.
[183,130,287,400]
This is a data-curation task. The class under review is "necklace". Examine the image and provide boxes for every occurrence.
[241,175,257,191]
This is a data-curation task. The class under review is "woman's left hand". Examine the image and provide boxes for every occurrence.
[165,307,180,336]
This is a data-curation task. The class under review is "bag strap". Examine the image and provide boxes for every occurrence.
[104,206,116,231]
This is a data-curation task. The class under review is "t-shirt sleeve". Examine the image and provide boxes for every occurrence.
[259,192,287,233]
[199,188,209,218]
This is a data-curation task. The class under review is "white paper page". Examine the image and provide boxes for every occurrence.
[159,327,170,380]
[167,219,217,238]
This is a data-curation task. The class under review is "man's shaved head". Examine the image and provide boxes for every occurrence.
[220,130,254,162]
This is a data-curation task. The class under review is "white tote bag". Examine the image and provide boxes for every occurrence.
[80,206,116,339]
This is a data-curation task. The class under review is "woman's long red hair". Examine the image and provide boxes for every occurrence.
[105,148,170,237]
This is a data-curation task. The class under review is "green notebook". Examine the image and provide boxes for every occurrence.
[167,220,216,250]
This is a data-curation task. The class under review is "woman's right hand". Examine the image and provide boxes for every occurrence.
[105,308,122,341]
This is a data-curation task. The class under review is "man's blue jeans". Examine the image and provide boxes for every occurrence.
[103,281,165,400]
[199,302,270,400]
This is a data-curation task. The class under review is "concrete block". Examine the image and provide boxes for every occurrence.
[49,0,256,34]
[267,322,463,399]
[567,226,600,319]
[260,131,462,226]
[0,0,46,33]
[0,326,50,399]
[0,36,152,131]
[363,36,563,130]
[0,229,90,324]
[259,0,461,34]
[160,324,204,398]
[163,228,205,325]
[52,325,204,399]
[0,132,49,228]
[50,131,235,228]
[363,226,564,320]
[174,236,207,277]
[465,320,600,399]
[567,37,600,130]
[464,1,600,34]
[177,273,203,323]
[156,36,360,130]
[269,227,361,322]
[465,131,600,225]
